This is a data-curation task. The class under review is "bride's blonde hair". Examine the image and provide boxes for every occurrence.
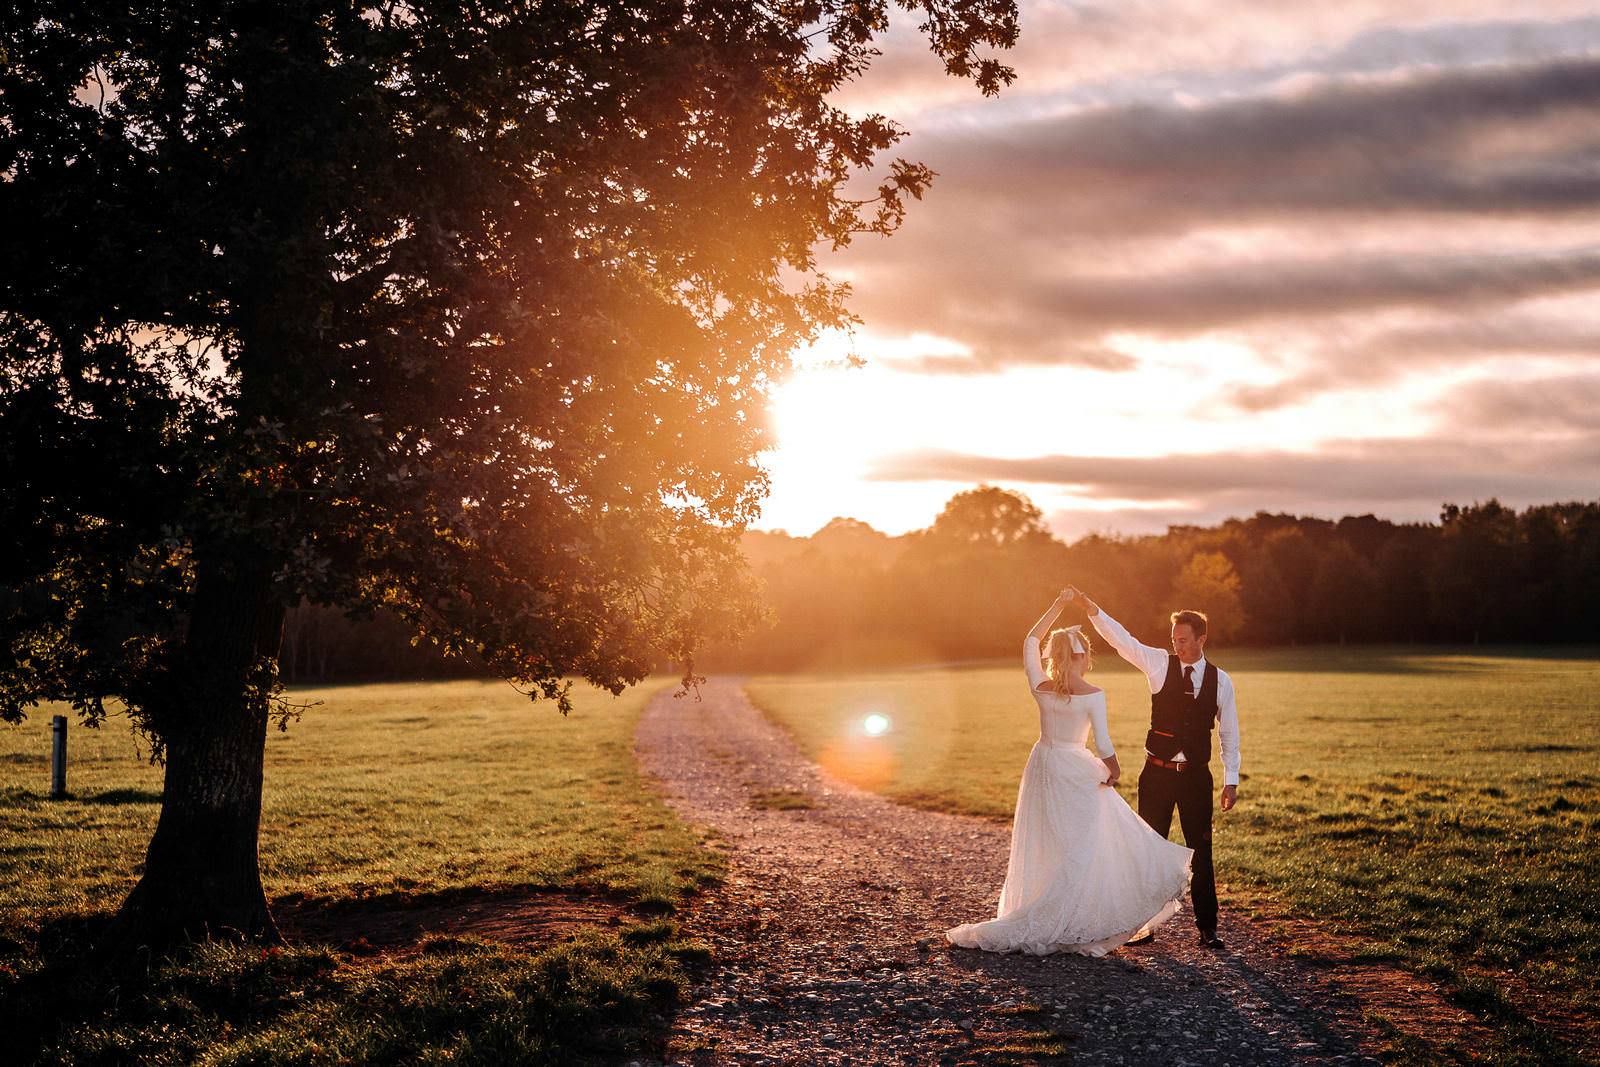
[1043,627,1092,698]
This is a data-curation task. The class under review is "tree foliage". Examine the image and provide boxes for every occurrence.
[1171,550,1242,645]
[1307,540,1379,645]
[929,483,1048,547]
[0,0,1019,945]
[1,0,1019,724]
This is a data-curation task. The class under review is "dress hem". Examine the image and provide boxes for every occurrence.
[944,856,1193,958]
[945,891,1186,957]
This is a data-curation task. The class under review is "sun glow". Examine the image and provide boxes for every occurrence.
[759,327,1448,538]
[762,332,977,533]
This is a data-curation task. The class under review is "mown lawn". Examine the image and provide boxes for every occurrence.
[0,677,718,1066]
[747,646,1600,1066]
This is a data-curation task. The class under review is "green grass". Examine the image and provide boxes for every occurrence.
[747,646,1600,1065]
[2,678,717,925]
[0,677,719,1065]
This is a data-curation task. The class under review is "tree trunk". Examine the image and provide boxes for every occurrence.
[110,555,287,952]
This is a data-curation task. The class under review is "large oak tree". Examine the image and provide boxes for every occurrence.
[0,0,1016,950]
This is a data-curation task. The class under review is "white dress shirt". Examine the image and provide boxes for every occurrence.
[1089,609,1241,787]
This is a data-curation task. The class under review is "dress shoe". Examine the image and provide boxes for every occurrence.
[1198,928,1224,949]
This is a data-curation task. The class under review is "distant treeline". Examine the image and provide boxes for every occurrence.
[279,601,482,685]
[281,487,1600,682]
[699,488,1600,672]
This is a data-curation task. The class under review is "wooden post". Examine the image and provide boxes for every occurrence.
[50,715,67,799]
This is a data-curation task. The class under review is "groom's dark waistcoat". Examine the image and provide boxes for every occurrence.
[1147,654,1219,763]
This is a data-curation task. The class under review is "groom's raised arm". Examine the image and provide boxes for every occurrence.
[1069,588,1168,686]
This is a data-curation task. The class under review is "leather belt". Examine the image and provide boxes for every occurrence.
[1145,755,1196,772]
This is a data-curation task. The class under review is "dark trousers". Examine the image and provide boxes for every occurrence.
[1137,761,1218,932]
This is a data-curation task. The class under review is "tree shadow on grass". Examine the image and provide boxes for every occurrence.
[1,902,693,1067]
[274,883,653,957]
[82,788,163,805]
[0,787,162,806]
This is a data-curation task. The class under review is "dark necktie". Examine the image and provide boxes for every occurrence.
[1183,665,1195,697]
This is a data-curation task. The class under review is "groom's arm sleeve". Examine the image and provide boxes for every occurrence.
[1088,610,1168,689]
[1218,674,1240,787]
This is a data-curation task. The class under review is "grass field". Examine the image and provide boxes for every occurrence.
[0,677,718,1066]
[747,645,1600,1066]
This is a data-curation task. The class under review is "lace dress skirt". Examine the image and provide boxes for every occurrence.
[946,739,1192,956]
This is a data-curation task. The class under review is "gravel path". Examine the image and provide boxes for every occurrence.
[634,678,1479,1066]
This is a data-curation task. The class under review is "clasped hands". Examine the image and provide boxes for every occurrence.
[1059,584,1096,614]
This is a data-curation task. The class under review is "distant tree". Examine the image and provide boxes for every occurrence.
[810,517,895,565]
[279,601,470,683]
[892,486,1062,657]
[1063,533,1136,603]
[1307,541,1380,645]
[0,0,1018,949]
[1429,501,1517,643]
[1374,527,1436,643]
[1334,513,1392,562]
[1236,556,1294,646]
[1569,504,1600,641]
[929,484,1049,548]
[1263,527,1318,643]
[1512,506,1570,641]
[1170,551,1243,645]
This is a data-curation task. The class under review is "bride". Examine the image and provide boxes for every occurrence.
[947,589,1193,956]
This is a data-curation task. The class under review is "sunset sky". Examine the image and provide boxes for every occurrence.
[759,1,1600,540]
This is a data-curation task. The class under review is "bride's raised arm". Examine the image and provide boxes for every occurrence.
[1028,589,1073,643]
[1024,590,1073,689]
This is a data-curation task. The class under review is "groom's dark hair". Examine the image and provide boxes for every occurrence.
[1170,609,1208,637]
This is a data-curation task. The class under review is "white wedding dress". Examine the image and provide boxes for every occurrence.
[946,636,1193,956]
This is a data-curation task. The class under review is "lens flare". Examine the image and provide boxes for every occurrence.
[862,713,891,737]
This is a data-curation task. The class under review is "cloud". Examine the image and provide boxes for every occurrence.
[836,5,1600,124]
[1040,244,1600,331]
[864,439,1600,509]
[1443,372,1600,432]
[1227,316,1600,410]
[902,53,1600,241]
[878,341,1137,375]
[853,240,1600,348]
[825,51,1600,376]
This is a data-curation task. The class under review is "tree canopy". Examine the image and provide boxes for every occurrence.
[0,0,1019,947]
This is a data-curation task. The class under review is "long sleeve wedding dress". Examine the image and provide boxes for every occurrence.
[945,635,1192,956]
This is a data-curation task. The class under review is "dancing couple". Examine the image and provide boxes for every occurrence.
[947,585,1241,956]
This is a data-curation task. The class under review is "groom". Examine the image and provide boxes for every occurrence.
[1066,585,1240,949]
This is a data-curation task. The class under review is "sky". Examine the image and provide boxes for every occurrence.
[757,1,1600,540]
